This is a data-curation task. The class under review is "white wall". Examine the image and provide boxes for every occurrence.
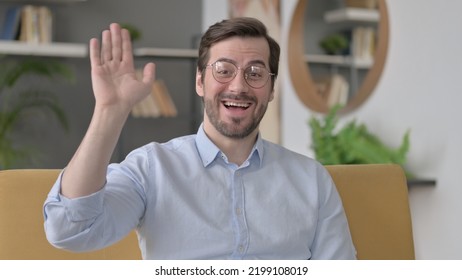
[204,0,462,259]
[202,0,228,31]
[281,0,462,259]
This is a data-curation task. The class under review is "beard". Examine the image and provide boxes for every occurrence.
[203,92,269,139]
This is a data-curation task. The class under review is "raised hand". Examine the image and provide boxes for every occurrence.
[59,24,156,199]
[89,23,155,116]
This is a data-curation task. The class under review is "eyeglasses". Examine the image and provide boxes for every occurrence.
[206,60,275,89]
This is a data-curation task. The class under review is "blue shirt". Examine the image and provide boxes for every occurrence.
[44,125,356,259]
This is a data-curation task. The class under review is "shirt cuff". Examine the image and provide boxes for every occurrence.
[46,170,105,222]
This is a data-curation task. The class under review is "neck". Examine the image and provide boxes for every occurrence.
[203,122,259,166]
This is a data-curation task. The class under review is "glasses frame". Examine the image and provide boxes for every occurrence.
[206,60,275,89]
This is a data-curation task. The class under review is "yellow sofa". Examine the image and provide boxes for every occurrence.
[0,169,140,260]
[0,164,415,259]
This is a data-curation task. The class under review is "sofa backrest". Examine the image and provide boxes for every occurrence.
[0,164,414,260]
[0,169,141,260]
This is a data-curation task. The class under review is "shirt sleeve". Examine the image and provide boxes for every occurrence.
[310,165,357,260]
[43,148,150,252]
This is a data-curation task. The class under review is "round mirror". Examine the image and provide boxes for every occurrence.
[288,0,389,114]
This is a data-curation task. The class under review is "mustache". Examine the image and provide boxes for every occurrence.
[218,93,256,103]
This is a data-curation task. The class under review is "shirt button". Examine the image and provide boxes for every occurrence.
[236,208,242,215]
[239,246,245,253]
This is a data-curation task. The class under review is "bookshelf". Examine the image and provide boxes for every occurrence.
[0,1,200,133]
[304,54,373,69]
[0,40,87,57]
[288,0,389,114]
[0,0,203,168]
[0,0,90,56]
[134,47,197,59]
[0,41,200,163]
[0,42,197,124]
[0,41,200,59]
[0,0,87,3]
[324,7,380,23]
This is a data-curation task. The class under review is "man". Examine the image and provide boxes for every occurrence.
[44,17,356,259]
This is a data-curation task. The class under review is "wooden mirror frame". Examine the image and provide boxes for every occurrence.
[288,0,389,114]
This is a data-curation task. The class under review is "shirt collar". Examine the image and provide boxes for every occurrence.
[195,123,264,167]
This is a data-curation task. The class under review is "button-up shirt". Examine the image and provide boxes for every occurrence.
[44,125,356,259]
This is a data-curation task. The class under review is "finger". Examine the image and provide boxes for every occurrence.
[110,23,122,61]
[101,29,112,62]
[121,28,134,64]
[142,62,156,85]
[89,38,101,68]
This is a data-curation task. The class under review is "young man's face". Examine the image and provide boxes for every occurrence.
[196,36,274,139]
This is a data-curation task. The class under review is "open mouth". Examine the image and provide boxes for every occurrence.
[223,101,251,110]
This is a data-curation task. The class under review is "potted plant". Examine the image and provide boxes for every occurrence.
[0,56,74,169]
[319,33,349,55]
[309,105,413,177]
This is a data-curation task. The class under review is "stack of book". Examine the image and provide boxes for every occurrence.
[315,74,349,108]
[131,77,178,118]
[0,5,53,43]
[351,26,375,64]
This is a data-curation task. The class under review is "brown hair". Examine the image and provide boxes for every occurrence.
[197,17,280,89]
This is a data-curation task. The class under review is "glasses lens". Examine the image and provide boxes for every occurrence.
[213,61,236,83]
[244,65,268,88]
[210,61,272,88]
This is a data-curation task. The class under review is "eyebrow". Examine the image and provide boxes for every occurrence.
[215,57,267,68]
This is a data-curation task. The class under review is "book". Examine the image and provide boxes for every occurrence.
[315,74,349,108]
[327,74,349,108]
[132,70,161,118]
[131,79,178,118]
[352,26,375,64]
[19,5,37,43]
[38,6,52,43]
[18,5,53,43]
[152,80,177,117]
[0,6,22,40]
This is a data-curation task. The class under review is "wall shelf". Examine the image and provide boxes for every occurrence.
[408,178,437,187]
[0,0,87,3]
[324,7,380,23]
[288,0,389,114]
[0,40,87,57]
[305,54,373,69]
[0,41,201,60]
[134,47,197,58]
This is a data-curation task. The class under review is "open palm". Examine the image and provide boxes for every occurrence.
[89,23,155,114]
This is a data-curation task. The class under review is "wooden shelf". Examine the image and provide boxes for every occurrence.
[0,42,200,59]
[408,179,437,187]
[0,40,87,57]
[0,0,87,3]
[324,8,380,23]
[288,0,389,114]
[134,47,197,58]
[305,54,373,69]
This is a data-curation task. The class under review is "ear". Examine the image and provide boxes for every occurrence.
[268,89,275,102]
[196,68,204,97]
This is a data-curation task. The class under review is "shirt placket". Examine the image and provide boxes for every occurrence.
[229,166,249,259]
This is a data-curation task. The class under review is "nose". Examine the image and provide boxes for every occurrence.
[228,69,250,93]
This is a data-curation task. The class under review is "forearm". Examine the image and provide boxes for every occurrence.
[45,164,146,252]
[61,23,154,198]
[44,176,106,251]
[61,106,129,198]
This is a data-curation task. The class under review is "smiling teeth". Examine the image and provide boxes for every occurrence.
[224,102,250,108]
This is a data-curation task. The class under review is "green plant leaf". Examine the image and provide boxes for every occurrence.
[0,57,73,169]
[120,23,142,42]
[2,58,74,88]
[308,106,413,177]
